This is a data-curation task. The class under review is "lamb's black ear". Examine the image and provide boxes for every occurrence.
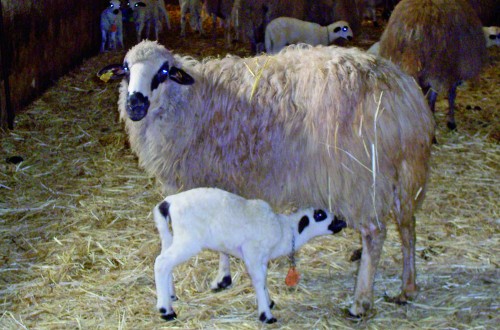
[97,64,127,82]
[169,67,195,85]
[298,216,310,234]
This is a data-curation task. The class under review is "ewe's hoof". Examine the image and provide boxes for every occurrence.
[384,293,408,305]
[259,312,277,324]
[159,308,177,321]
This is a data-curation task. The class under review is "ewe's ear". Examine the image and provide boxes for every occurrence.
[169,67,195,85]
[97,64,127,82]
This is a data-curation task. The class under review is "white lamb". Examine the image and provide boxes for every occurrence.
[153,187,347,323]
[129,0,171,42]
[100,0,124,52]
[483,26,500,47]
[265,17,353,54]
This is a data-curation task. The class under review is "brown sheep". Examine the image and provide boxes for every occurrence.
[378,0,487,130]
[103,41,434,317]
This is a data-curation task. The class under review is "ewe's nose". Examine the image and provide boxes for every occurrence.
[127,92,150,121]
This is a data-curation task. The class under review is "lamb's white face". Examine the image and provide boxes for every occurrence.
[128,0,146,10]
[328,20,353,43]
[484,26,500,47]
[108,0,121,14]
[297,208,346,236]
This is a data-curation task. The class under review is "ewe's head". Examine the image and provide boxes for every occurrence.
[107,0,121,15]
[327,20,353,46]
[297,208,347,236]
[100,41,194,121]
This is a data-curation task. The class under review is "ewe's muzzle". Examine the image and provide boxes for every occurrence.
[127,92,150,121]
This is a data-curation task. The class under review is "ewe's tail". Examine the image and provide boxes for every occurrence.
[153,200,173,251]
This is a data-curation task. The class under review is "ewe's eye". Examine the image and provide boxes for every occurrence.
[123,62,130,74]
[110,4,114,8]
[157,62,170,80]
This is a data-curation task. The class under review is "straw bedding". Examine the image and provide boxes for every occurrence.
[1,8,499,329]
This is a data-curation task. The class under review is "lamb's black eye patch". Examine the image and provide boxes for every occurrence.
[313,209,327,222]
[334,27,341,33]
[298,216,310,234]
[151,61,170,91]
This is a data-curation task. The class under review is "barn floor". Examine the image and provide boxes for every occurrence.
[1,6,499,330]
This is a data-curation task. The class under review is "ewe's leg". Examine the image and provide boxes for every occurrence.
[211,253,232,291]
[390,215,418,304]
[244,255,276,323]
[349,222,387,317]
[447,82,459,130]
[155,243,200,321]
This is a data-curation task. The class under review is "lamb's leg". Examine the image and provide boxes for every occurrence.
[211,253,232,291]
[446,82,459,130]
[243,255,276,323]
[155,243,200,321]
[349,222,387,317]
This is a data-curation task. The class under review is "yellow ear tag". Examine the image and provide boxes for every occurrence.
[285,266,300,287]
[99,71,114,83]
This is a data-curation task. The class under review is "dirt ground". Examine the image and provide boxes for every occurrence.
[1,6,499,330]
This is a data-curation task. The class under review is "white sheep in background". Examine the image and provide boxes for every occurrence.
[265,17,353,54]
[483,26,500,47]
[128,0,171,42]
[102,40,434,317]
[153,187,347,323]
[100,0,124,52]
[179,0,204,37]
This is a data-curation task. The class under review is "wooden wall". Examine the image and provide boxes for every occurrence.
[0,0,103,129]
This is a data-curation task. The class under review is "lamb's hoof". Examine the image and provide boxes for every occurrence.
[212,275,232,292]
[447,121,457,131]
[259,312,277,324]
[159,308,177,321]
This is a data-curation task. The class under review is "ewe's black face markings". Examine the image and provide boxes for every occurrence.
[328,216,347,234]
[151,61,170,91]
[298,216,310,234]
[313,209,327,222]
[127,91,150,121]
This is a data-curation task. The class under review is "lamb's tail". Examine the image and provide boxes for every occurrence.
[153,200,173,251]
